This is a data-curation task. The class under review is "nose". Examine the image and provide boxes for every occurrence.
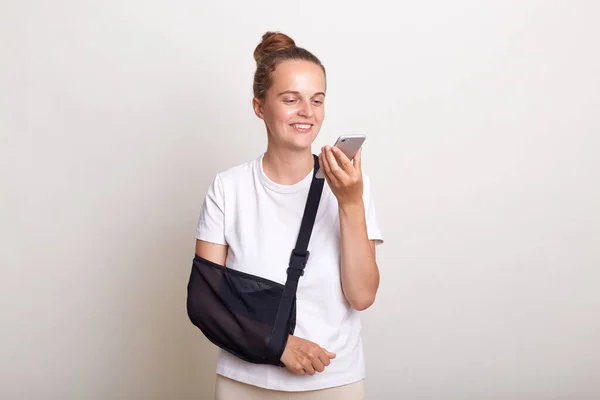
[297,99,313,118]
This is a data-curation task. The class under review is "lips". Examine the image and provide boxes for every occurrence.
[290,123,313,133]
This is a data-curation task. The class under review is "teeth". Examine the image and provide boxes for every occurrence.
[293,124,311,129]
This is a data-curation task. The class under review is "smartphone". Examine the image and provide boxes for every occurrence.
[316,134,366,179]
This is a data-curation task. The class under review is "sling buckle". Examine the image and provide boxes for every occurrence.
[287,250,310,276]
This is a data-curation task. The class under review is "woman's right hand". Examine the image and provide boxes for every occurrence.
[280,335,336,375]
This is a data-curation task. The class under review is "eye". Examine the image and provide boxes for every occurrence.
[313,99,324,106]
[283,98,298,104]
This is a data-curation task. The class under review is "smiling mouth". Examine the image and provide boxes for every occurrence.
[290,123,313,132]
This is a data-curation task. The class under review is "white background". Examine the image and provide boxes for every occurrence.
[1,1,599,399]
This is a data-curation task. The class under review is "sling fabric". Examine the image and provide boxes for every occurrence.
[187,155,324,366]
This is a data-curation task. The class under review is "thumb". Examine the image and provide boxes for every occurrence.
[325,349,336,358]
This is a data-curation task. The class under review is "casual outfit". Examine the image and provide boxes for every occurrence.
[196,153,383,394]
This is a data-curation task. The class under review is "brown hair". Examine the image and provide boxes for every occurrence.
[253,31,326,100]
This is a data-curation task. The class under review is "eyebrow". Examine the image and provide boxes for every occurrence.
[277,90,326,97]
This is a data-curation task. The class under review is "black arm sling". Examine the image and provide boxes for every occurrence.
[186,155,324,366]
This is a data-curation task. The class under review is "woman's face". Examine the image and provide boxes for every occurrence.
[253,60,326,151]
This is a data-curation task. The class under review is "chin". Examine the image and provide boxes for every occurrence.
[286,129,320,149]
[289,135,317,151]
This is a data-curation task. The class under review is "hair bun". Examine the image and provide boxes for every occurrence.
[253,31,296,63]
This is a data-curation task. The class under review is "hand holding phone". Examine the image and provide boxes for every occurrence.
[315,135,366,179]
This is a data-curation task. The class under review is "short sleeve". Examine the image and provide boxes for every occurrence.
[195,174,227,245]
[363,174,384,245]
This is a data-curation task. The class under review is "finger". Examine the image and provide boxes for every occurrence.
[325,146,348,183]
[318,351,331,368]
[324,349,336,359]
[303,361,316,376]
[291,362,305,375]
[312,358,326,373]
[318,151,330,183]
[320,148,341,186]
[331,147,353,173]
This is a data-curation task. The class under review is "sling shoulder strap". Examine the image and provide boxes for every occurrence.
[267,154,325,362]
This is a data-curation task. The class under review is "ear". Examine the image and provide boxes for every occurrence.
[252,98,264,120]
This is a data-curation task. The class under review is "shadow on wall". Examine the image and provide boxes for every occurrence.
[109,120,227,399]
[141,164,222,399]
[109,63,254,399]
[105,183,220,399]
[141,89,236,400]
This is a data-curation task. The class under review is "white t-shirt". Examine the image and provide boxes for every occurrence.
[195,153,384,392]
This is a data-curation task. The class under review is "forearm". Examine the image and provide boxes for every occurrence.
[338,200,379,310]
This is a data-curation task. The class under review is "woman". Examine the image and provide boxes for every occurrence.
[195,31,384,400]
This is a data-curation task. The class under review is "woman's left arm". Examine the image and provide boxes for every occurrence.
[319,146,380,311]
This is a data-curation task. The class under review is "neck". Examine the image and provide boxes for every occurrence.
[262,144,314,185]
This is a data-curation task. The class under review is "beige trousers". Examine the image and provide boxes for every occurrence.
[214,374,365,400]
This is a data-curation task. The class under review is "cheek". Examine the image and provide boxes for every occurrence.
[276,107,298,123]
[315,107,325,123]
[272,107,297,124]
[264,105,292,125]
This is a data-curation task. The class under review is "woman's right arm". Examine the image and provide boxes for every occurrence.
[195,239,335,375]
[195,239,228,266]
